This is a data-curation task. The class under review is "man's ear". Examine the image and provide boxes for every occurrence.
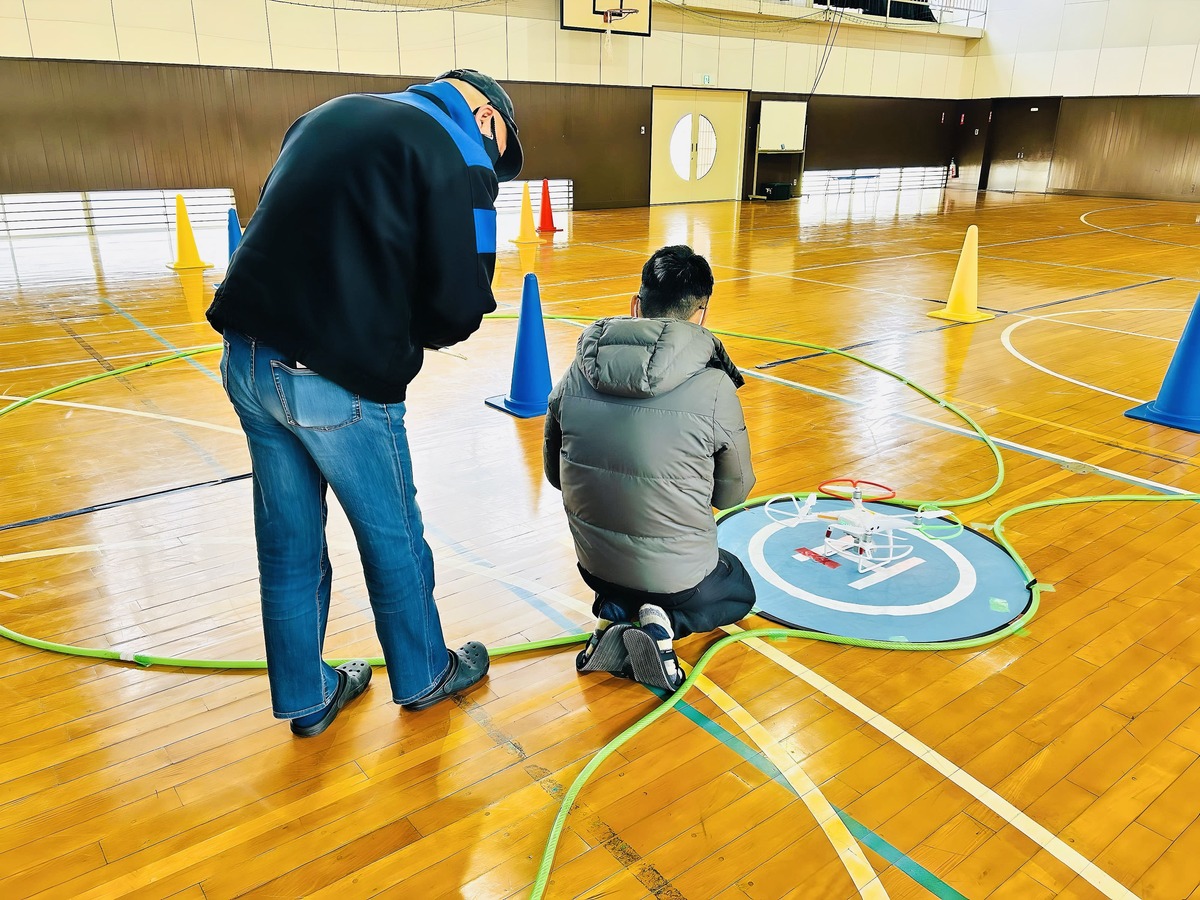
[630,295,640,317]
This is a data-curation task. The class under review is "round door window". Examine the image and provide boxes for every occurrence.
[668,114,718,182]
[669,115,692,181]
[695,115,717,180]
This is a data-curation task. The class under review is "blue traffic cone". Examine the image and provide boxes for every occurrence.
[485,273,552,418]
[227,208,243,258]
[1126,292,1200,433]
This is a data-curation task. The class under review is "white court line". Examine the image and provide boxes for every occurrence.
[740,368,1193,496]
[722,624,1138,900]
[999,308,1187,404]
[0,395,243,435]
[1080,204,1200,250]
[691,672,888,899]
[1015,314,1180,343]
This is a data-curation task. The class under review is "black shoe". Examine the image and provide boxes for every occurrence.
[290,659,372,737]
[402,642,490,711]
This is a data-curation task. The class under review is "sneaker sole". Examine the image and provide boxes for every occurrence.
[622,628,680,692]
[578,623,633,674]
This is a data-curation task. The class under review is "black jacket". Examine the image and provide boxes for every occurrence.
[206,82,499,402]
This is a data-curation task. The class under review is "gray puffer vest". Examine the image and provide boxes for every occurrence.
[544,317,755,594]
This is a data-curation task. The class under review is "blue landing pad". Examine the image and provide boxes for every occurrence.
[717,498,1031,644]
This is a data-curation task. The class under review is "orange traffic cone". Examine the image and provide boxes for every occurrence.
[512,182,540,245]
[169,194,212,271]
[928,225,991,324]
[536,179,562,234]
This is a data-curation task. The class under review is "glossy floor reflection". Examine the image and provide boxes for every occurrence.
[2,189,1200,899]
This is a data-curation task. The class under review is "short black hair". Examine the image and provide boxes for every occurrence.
[638,245,714,320]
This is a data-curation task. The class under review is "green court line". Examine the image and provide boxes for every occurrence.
[653,684,967,899]
[836,807,969,900]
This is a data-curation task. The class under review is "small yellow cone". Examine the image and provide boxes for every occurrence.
[929,225,991,323]
[511,182,540,245]
[169,194,213,271]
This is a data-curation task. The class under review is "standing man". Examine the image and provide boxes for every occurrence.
[544,245,757,691]
[208,69,522,736]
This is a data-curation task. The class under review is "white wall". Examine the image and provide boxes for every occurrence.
[1,0,974,96]
[2,0,1198,99]
[972,0,1200,97]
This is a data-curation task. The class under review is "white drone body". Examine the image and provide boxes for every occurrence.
[767,488,953,574]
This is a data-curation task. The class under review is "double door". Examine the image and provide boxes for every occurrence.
[650,88,746,205]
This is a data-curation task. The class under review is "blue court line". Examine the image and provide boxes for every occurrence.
[646,683,965,899]
[836,808,969,900]
[101,298,220,383]
[425,524,584,635]
[430,527,963,896]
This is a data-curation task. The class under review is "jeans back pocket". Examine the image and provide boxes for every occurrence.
[271,362,362,430]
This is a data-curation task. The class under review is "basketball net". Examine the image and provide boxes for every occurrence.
[603,26,613,59]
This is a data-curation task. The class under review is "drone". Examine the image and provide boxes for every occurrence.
[765,479,962,574]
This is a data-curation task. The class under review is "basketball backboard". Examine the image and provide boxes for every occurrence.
[560,0,651,37]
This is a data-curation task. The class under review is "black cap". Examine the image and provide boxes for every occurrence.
[437,68,524,182]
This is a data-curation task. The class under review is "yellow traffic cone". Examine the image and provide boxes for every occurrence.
[928,225,991,323]
[511,182,540,245]
[169,194,213,271]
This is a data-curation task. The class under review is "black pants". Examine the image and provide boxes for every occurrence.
[580,548,756,639]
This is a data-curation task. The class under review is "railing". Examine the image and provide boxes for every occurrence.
[802,165,949,195]
[495,179,574,214]
[0,189,233,237]
[0,181,574,238]
[761,0,987,31]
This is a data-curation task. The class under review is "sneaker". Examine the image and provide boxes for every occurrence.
[622,626,684,692]
[576,622,633,673]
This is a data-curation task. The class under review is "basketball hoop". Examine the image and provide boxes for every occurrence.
[601,7,637,22]
[597,6,637,61]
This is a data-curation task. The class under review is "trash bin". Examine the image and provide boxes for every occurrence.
[763,182,792,201]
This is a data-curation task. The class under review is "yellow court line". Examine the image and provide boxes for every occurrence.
[945,394,1197,465]
[689,671,889,899]
[724,624,1137,900]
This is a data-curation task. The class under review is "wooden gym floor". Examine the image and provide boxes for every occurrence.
[1,188,1200,899]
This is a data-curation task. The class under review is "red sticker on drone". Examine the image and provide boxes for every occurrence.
[795,547,840,569]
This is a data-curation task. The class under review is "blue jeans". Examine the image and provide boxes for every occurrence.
[220,330,450,717]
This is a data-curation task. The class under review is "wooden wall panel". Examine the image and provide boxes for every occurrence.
[0,59,652,216]
[505,81,651,210]
[980,97,1061,193]
[743,93,962,197]
[804,95,959,170]
[1048,96,1200,202]
[947,99,992,191]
